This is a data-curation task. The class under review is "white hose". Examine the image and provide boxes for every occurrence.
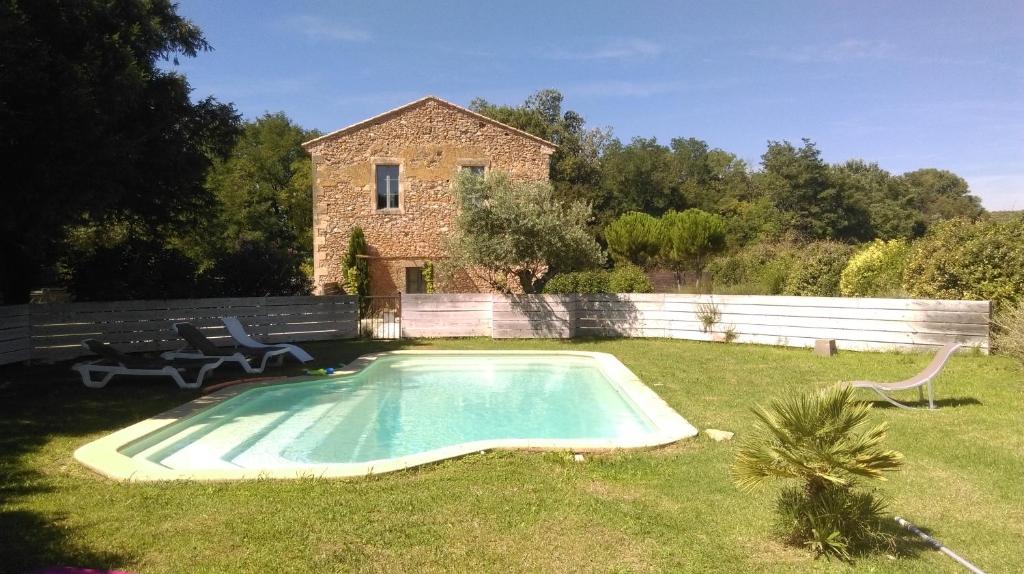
[894,516,986,574]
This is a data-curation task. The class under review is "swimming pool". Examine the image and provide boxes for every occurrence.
[75,351,698,480]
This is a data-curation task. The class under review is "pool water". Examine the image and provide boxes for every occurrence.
[121,353,664,471]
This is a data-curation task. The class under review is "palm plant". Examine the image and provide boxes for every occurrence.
[731,384,904,559]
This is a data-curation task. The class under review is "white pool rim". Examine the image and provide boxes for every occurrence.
[74,350,699,481]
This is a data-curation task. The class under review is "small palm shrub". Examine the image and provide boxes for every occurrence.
[731,385,904,560]
[840,239,910,297]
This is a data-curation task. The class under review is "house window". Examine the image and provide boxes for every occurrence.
[461,165,485,177]
[405,267,426,294]
[375,164,399,210]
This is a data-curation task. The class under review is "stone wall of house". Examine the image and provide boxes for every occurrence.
[305,98,554,296]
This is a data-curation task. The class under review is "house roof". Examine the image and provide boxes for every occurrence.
[300,95,558,150]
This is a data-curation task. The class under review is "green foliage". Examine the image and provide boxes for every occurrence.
[707,241,799,295]
[1,0,241,302]
[660,209,728,278]
[994,303,1024,365]
[604,212,664,268]
[422,261,436,294]
[608,265,654,293]
[731,385,903,559]
[446,171,604,294]
[542,270,610,294]
[840,240,910,297]
[899,168,984,224]
[543,265,653,294]
[831,161,925,240]
[201,241,312,297]
[205,113,317,255]
[903,217,1024,307]
[758,140,868,241]
[343,227,370,305]
[783,242,855,296]
[64,238,199,301]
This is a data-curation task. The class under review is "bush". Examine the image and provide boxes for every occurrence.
[542,270,610,294]
[64,238,199,301]
[342,227,370,304]
[994,303,1024,365]
[201,241,311,297]
[731,385,903,560]
[544,265,655,294]
[783,241,855,296]
[609,265,654,293]
[707,241,799,295]
[904,217,1024,308]
[840,239,910,297]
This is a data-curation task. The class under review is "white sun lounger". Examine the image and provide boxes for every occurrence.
[848,343,961,409]
[221,316,314,363]
[161,322,291,374]
[72,339,224,389]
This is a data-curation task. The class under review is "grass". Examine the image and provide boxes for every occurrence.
[1,337,1022,573]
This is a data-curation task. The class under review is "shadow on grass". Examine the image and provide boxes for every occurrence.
[864,396,983,410]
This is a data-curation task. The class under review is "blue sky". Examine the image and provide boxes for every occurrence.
[170,1,1023,210]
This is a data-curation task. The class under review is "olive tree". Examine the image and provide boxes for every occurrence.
[446,171,604,293]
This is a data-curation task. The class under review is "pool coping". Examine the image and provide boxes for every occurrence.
[73,350,699,481]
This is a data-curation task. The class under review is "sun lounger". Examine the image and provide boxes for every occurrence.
[72,339,224,389]
[848,343,961,409]
[221,316,313,363]
[162,322,289,374]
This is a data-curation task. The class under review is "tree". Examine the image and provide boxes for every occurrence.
[1,0,240,302]
[604,212,664,268]
[596,137,680,225]
[731,385,903,559]
[669,137,752,212]
[758,140,868,241]
[446,171,604,294]
[899,168,984,224]
[660,209,727,289]
[342,227,370,308]
[831,160,924,240]
[470,90,609,212]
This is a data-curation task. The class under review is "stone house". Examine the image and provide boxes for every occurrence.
[302,96,557,296]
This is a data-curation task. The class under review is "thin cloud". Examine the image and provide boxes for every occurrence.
[288,15,371,42]
[545,38,663,61]
[755,39,894,63]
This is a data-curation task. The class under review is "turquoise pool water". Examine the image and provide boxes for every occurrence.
[122,353,660,471]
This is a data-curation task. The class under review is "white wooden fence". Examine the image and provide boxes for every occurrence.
[402,293,991,352]
[0,296,358,365]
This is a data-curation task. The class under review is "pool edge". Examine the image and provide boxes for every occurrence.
[73,350,699,482]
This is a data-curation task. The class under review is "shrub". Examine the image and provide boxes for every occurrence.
[604,212,664,268]
[201,241,311,297]
[731,385,903,560]
[64,238,199,301]
[994,303,1024,365]
[708,241,799,295]
[840,239,910,297]
[422,261,436,294]
[783,241,855,296]
[608,265,654,293]
[542,270,610,294]
[342,227,370,309]
[904,217,1024,308]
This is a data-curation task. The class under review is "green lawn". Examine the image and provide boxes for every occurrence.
[1,338,1021,573]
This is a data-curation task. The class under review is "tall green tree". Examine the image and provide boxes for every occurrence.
[898,168,984,224]
[757,140,868,241]
[660,209,727,289]
[597,137,680,224]
[831,160,924,240]
[470,89,608,210]
[446,171,604,294]
[604,212,664,268]
[0,0,240,302]
[204,113,317,260]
